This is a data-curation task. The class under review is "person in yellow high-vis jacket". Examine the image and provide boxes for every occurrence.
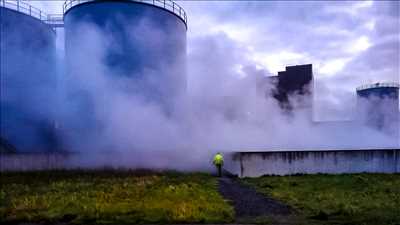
[213,152,224,177]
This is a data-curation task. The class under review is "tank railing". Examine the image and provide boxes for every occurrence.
[0,0,64,28]
[357,82,400,91]
[0,0,48,22]
[63,0,187,28]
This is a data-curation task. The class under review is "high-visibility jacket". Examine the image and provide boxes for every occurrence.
[213,153,224,166]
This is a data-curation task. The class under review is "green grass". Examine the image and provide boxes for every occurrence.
[243,173,400,225]
[0,170,234,224]
[2,170,398,225]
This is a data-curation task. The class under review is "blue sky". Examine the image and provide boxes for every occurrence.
[31,0,399,119]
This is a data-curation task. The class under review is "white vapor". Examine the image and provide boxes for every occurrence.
[54,17,399,171]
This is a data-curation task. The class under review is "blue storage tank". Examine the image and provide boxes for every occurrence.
[357,83,399,99]
[356,82,399,135]
[62,0,187,148]
[0,1,57,152]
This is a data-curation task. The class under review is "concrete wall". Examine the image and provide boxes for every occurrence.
[225,149,400,177]
[0,153,70,171]
[0,153,127,171]
[2,150,399,174]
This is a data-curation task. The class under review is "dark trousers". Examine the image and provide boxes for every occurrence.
[216,164,222,177]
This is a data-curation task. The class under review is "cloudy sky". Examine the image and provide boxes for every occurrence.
[28,0,400,119]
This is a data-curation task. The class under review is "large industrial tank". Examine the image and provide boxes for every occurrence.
[0,1,57,152]
[62,0,187,148]
[356,82,399,136]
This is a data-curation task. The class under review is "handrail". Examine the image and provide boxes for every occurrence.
[0,0,48,22]
[63,0,187,28]
[357,82,400,91]
[0,0,64,28]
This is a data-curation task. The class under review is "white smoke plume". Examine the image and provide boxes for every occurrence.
[52,17,399,171]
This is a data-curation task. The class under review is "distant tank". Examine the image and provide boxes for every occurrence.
[0,1,57,152]
[356,82,399,135]
[62,0,187,148]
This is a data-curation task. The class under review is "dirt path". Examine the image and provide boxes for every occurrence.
[218,177,294,222]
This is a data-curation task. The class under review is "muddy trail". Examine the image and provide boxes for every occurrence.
[218,177,296,223]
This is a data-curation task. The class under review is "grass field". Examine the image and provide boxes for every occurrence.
[243,173,400,225]
[1,171,399,225]
[0,170,234,224]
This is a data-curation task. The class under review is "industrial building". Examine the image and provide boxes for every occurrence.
[257,64,313,112]
[0,1,58,152]
[256,65,398,135]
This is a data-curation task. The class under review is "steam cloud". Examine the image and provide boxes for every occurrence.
[52,17,399,171]
[3,15,399,171]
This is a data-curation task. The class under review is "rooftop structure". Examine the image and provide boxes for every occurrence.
[257,64,313,112]
[274,64,313,107]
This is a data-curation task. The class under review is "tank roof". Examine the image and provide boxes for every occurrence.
[63,0,187,28]
[356,82,400,91]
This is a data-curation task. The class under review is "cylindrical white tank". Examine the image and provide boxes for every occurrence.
[62,0,187,150]
[0,1,57,152]
[356,82,399,137]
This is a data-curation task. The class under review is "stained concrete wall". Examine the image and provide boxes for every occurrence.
[225,149,400,177]
[0,152,182,171]
[0,153,122,171]
[0,153,70,171]
[1,150,399,174]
